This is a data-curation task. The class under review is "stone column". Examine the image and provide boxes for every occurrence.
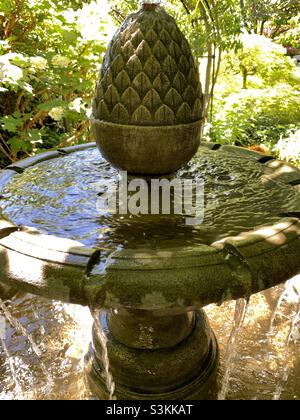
[86,309,219,400]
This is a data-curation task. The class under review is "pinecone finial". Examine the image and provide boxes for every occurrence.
[91,3,203,175]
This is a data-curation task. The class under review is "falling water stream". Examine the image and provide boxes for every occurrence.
[0,298,53,396]
[0,298,43,358]
[0,281,299,400]
[0,334,21,396]
[207,277,300,400]
[0,296,93,400]
[268,278,300,400]
[218,298,248,400]
[273,305,300,400]
[90,309,116,400]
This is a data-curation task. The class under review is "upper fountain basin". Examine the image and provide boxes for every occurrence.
[0,143,299,312]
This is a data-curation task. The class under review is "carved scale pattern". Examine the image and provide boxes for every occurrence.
[93,6,203,126]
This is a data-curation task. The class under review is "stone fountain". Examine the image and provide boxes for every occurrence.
[0,1,300,400]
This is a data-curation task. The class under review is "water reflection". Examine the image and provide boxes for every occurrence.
[1,148,299,250]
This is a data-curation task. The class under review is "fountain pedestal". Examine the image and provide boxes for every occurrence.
[86,309,219,400]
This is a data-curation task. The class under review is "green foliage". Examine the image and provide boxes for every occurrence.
[209,85,300,150]
[0,0,299,168]
[224,34,296,88]
[278,14,300,49]
[0,0,110,164]
[240,0,300,36]
[207,31,300,165]
[274,129,300,165]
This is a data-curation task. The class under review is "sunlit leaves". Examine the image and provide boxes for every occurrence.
[37,100,67,112]
[275,130,300,165]
[0,113,23,133]
[0,0,110,162]
[7,136,28,153]
[225,34,296,88]
[209,84,300,150]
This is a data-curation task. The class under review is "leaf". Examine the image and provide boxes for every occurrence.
[28,129,43,145]
[7,137,29,153]
[37,100,67,111]
[0,1,15,13]
[0,115,22,133]
[18,81,34,95]
[62,30,80,44]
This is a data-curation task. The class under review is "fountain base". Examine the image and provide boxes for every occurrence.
[85,310,219,400]
[0,282,18,300]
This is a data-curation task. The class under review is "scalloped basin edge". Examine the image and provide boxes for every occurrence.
[0,143,299,312]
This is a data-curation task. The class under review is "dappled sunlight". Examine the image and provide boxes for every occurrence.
[206,281,300,400]
[213,219,300,248]
[267,161,295,173]
[1,0,300,402]
[76,1,116,42]
[6,249,46,286]
[257,231,287,246]
[275,131,300,166]
[0,295,94,400]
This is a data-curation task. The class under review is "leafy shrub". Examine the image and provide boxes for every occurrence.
[0,0,111,166]
[274,129,300,166]
[278,14,300,50]
[224,34,297,89]
[208,84,300,150]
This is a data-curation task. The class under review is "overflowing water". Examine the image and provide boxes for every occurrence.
[273,305,300,400]
[0,298,43,359]
[267,277,300,400]
[0,332,22,397]
[0,281,299,400]
[218,298,248,400]
[0,297,55,397]
[207,277,300,400]
[90,309,116,400]
[0,295,93,400]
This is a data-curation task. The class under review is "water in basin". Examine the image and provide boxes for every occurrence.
[0,147,298,250]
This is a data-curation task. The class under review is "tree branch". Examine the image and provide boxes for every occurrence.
[0,133,13,162]
[179,0,191,15]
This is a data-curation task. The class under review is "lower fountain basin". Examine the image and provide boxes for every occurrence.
[0,143,299,311]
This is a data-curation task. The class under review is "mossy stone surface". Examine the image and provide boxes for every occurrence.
[91,5,203,174]
[93,6,202,126]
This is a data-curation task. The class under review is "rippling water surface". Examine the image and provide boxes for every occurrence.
[1,147,298,249]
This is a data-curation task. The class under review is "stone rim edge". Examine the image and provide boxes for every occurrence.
[0,144,299,310]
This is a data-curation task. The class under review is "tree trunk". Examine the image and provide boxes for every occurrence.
[260,20,267,35]
[202,42,213,121]
[241,65,248,89]
[209,48,222,122]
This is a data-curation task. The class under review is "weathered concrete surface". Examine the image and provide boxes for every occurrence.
[0,282,18,300]
[86,310,219,400]
[0,217,299,311]
[92,119,201,175]
[92,5,203,174]
[0,219,100,305]
[108,309,195,349]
